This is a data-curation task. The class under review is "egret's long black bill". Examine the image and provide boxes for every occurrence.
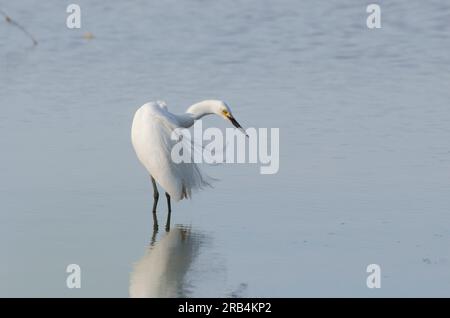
[229,116,248,137]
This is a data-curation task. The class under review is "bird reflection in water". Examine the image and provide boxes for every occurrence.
[129,213,204,298]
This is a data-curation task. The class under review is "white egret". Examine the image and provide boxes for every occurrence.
[131,100,247,214]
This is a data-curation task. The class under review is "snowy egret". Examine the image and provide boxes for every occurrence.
[131,100,247,214]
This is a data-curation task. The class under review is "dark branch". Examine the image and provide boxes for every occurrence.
[0,9,38,45]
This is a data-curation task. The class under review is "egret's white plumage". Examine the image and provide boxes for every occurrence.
[131,100,246,203]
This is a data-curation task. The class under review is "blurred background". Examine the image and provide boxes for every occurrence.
[1,0,450,297]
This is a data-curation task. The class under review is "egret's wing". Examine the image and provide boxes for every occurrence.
[131,102,212,201]
[155,100,168,111]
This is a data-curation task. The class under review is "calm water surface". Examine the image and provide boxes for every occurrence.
[1,1,450,297]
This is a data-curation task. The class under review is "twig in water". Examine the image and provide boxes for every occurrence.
[0,9,38,45]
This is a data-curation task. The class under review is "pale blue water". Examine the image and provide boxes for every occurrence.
[1,0,450,297]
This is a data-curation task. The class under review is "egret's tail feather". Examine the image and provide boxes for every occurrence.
[167,125,216,201]
[177,160,215,200]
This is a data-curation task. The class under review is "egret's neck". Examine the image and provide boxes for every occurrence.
[186,101,215,120]
[173,113,196,128]
[174,101,217,128]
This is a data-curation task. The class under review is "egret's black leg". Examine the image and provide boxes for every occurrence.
[151,176,159,214]
[165,192,171,232]
[150,212,158,246]
[165,192,172,213]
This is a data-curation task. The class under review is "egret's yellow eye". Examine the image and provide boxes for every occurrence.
[222,109,229,116]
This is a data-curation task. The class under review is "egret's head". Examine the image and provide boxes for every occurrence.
[213,100,248,137]
[187,100,248,137]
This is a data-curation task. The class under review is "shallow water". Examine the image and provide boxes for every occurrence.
[1,1,450,297]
